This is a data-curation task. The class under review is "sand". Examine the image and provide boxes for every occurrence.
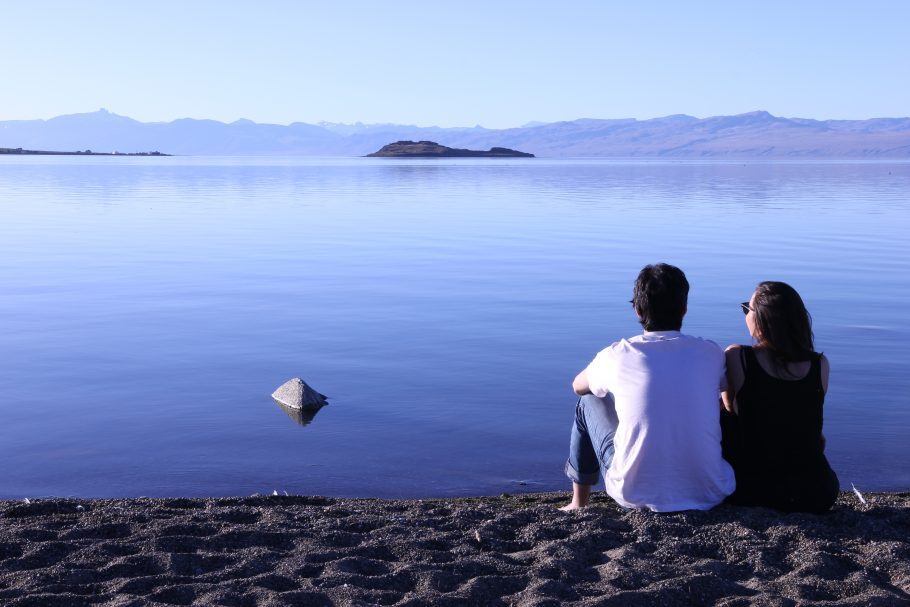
[1,491,908,606]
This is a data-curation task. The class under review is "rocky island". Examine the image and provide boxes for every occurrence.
[367,140,534,158]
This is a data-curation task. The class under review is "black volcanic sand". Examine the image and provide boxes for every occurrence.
[1,492,908,606]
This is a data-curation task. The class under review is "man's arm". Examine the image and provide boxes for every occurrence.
[572,368,592,396]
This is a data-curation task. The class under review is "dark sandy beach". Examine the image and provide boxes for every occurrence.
[1,491,907,606]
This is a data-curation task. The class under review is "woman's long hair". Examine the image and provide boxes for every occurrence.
[752,281,815,368]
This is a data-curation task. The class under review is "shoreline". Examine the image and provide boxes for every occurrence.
[1,491,907,606]
[0,147,169,156]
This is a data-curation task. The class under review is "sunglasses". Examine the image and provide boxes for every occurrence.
[740,302,753,315]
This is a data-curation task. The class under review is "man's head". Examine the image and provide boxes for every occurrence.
[632,263,689,331]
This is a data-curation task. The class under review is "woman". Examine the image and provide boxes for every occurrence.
[721,281,839,513]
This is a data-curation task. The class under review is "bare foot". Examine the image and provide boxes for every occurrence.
[559,483,593,511]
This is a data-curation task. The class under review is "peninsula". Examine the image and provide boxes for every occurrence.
[367,140,534,158]
[0,147,170,156]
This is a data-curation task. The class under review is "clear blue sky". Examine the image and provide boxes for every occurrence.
[2,1,907,127]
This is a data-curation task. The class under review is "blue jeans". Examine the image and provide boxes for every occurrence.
[565,394,619,486]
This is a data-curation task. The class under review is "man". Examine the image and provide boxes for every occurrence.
[561,263,734,512]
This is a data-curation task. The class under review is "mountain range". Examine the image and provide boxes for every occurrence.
[1,109,909,157]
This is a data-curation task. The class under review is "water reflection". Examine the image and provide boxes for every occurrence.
[273,400,326,427]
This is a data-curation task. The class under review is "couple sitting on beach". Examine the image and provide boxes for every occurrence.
[561,263,839,514]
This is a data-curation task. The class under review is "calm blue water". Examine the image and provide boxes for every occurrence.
[1,156,908,498]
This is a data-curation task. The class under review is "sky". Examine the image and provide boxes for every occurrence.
[2,1,908,128]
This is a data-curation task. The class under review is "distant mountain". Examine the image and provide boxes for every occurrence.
[0,109,341,156]
[1,109,908,157]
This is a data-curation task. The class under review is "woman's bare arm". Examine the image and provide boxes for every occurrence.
[820,354,829,393]
[722,345,745,414]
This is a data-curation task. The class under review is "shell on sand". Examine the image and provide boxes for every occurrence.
[271,378,328,410]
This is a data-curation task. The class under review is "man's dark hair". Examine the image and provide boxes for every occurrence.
[632,263,689,331]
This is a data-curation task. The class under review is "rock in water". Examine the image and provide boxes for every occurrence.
[271,378,328,410]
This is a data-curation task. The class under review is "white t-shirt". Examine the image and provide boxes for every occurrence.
[585,330,735,512]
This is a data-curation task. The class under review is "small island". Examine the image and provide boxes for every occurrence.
[0,147,170,156]
[367,140,534,158]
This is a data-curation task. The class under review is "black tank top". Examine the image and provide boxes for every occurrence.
[722,346,839,512]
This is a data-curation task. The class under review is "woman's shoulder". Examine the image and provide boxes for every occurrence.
[818,353,830,392]
[812,351,829,374]
[724,344,750,375]
[724,343,751,358]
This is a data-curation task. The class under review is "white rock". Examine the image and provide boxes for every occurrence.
[271,377,328,410]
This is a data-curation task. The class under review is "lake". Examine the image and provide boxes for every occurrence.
[1,156,908,498]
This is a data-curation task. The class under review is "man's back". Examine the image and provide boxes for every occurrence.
[561,263,735,512]
[587,331,735,511]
